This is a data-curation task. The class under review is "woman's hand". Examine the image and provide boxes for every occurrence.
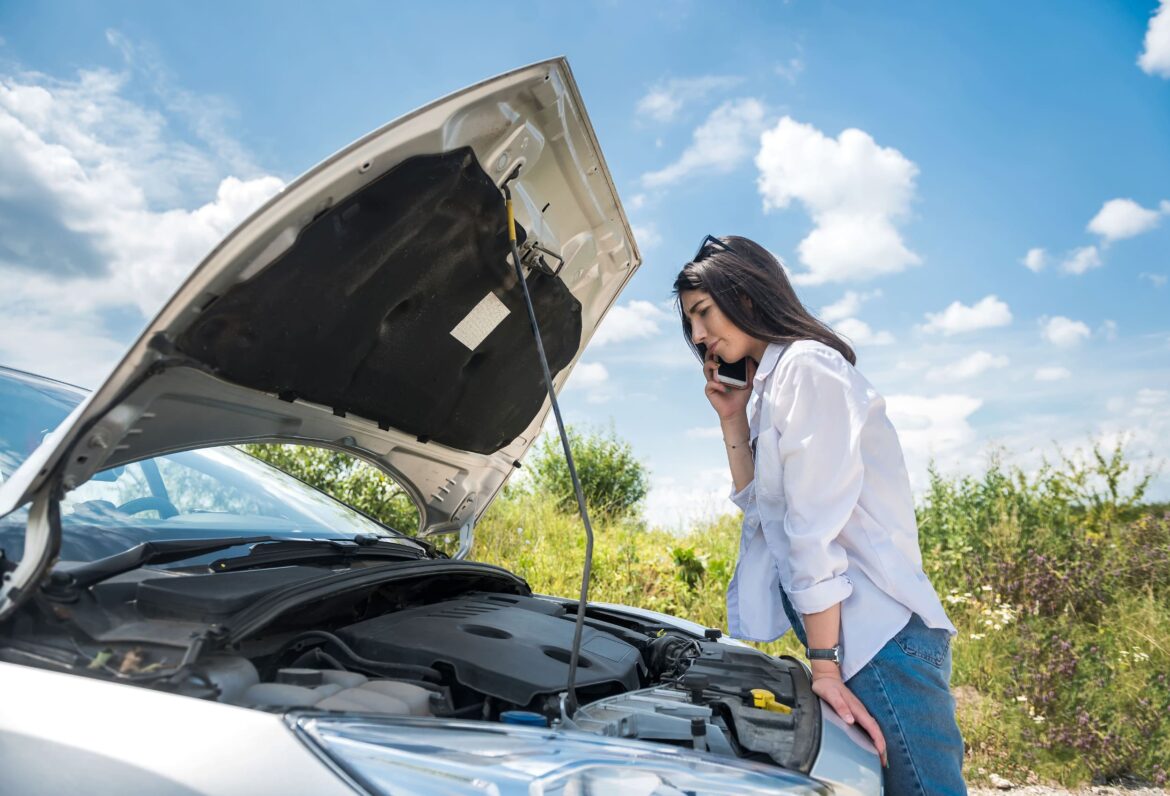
[810,673,888,767]
[702,354,757,420]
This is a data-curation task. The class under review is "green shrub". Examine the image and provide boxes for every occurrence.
[523,425,649,519]
[918,441,1167,785]
[240,444,419,533]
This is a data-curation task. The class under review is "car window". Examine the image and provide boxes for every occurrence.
[61,463,156,517]
[0,369,82,486]
[0,369,420,564]
[1,446,413,564]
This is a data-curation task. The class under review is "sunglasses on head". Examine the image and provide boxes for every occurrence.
[692,234,734,262]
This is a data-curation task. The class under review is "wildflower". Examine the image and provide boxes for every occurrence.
[1032,714,1046,724]
[1015,695,1028,703]
[969,633,986,640]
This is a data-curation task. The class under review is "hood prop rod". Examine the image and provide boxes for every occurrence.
[502,170,594,714]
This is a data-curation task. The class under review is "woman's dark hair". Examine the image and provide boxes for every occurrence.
[672,235,856,366]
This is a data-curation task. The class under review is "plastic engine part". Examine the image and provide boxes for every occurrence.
[238,669,433,716]
[573,685,736,756]
[337,593,642,706]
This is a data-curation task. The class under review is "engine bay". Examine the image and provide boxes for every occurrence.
[211,590,821,773]
[1,563,822,774]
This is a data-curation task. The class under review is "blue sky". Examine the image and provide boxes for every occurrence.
[2,1,1168,526]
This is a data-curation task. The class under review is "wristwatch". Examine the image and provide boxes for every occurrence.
[805,645,842,665]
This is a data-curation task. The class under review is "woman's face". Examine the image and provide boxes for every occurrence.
[680,289,764,364]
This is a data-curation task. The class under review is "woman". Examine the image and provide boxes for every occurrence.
[675,235,966,795]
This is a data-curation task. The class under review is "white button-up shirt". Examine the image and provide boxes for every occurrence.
[726,340,955,680]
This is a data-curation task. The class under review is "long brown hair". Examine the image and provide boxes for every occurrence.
[672,235,856,366]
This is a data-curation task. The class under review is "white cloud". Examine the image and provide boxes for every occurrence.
[775,58,805,84]
[1034,367,1071,382]
[592,299,671,346]
[1087,198,1164,242]
[1137,388,1168,406]
[885,394,983,488]
[819,289,881,323]
[635,75,743,123]
[920,295,1012,336]
[1041,316,1091,348]
[1099,319,1119,342]
[1060,245,1103,275]
[642,98,767,188]
[643,468,732,530]
[572,361,609,389]
[685,426,724,439]
[631,222,662,249]
[627,193,647,211]
[756,117,920,285]
[1138,0,1170,78]
[1022,247,1047,273]
[567,361,612,404]
[0,294,130,388]
[0,50,284,385]
[834,317,895,346]
[925,351,1010,383]
[1140,272,1168,287]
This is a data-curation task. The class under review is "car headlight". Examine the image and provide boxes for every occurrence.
[292,715,829,795]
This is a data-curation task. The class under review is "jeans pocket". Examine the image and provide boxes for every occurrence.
[892,615,950,669]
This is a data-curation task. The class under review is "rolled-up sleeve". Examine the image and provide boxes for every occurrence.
[729,480,755,513]
[759,351,868,615]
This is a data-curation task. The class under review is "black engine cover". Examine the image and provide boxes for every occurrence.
[338,593,641,706]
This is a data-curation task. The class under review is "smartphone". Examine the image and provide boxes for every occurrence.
[715,357,748,389]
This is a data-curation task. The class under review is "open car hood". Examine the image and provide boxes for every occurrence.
[0,58,639,589]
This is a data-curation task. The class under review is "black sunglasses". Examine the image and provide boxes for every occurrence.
[692,234,734,262]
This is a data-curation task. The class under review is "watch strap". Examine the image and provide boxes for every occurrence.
[805,646,841,664]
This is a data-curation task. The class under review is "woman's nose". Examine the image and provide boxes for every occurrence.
[691,320,706,344]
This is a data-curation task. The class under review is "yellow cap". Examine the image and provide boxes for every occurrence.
[750,688,793,714]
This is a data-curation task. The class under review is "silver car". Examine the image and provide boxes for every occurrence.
[0,59,881,795]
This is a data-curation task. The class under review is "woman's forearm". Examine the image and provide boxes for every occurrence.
[721,414,754,491]
[802,602,843,681]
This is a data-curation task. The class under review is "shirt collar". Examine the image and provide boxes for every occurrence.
[752,342,787,387]
[747,342,788,440]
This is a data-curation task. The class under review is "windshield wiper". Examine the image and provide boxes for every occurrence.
[208,537,427,572]
[47,534,427,594]
[49,535,282,592]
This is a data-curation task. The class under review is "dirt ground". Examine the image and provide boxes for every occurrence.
[968,787,1168,795]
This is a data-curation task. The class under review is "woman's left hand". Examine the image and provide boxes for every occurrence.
[810,674,888,767]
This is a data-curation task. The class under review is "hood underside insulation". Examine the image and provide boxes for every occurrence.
[176,148,582,455]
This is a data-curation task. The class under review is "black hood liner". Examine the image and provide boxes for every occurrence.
[176,148,582,455]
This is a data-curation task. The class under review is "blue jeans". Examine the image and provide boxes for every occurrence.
[780,590,966,796]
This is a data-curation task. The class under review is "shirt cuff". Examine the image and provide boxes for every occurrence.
[787,573,853,615]
[729,480,755,512]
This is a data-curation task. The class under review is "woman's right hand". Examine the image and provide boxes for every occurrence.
[703,353,756,420]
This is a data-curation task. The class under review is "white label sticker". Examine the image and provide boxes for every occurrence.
[450,292,510,351]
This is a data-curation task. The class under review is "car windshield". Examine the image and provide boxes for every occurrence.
[0,368,409,564]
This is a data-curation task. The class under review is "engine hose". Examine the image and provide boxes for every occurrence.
[299,647,446,695]
[274,630,441,683]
